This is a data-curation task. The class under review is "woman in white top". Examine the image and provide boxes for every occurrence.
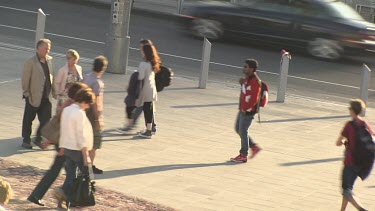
[54,49,83,109]
[138,42,161,138]
[57,88,95,205]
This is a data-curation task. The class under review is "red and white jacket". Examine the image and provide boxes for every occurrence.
[239,75,261,112]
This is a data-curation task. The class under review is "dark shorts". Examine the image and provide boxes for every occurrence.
[93,129,102,149]
[342,165,359,197]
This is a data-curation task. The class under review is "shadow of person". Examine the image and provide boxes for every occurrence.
[0,137,46,158]
[95,161,240,180]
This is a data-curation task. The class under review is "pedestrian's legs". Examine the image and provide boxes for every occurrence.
[30,154,65,199]
[341,166,365,211]
[36,99,52,141]
[152,114,157,132]
[238,113,254,156]
[22,99,38,143]
[62,150,79,194]
[143,102,154,130]
[133,106,143,126]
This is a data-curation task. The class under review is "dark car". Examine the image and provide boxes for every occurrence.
[181,0,375,60]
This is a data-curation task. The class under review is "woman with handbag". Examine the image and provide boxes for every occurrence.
[54,87,95,208]
[27,82,88,208]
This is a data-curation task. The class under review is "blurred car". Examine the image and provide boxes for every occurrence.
[181,0,375,60]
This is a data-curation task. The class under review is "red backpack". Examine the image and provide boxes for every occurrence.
[259,81,269,107]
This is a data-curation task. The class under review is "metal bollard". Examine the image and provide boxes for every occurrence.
[177,0,184,14]
[35,8,46,46]
[199,38,211,89]
[360,63,371,116]
[276,51,291,102]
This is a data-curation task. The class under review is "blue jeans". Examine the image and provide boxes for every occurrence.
[62,149,87,195]
[235,111,256,156]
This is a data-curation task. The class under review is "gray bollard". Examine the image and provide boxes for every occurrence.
[177,0,184,14]
[276,51,291,102]
[199,38,211,89]
[360,63,371,116]
[35,8,46,46]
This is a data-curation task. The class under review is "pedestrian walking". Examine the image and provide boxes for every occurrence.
[336,99,372,211]
[27,82,88,207]
[83,56,108,174]
[21,38,57,149]
[137,40,160,138]
[53,88,95,208]
[117,39,157,134]
[230,59,262,163]
[54,49,83,111]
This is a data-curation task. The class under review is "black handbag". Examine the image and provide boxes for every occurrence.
[68,168,96,207]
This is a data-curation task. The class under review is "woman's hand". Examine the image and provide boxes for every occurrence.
[84,156,92,166]
[57,148,64,156]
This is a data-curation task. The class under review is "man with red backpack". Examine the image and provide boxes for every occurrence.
[230,59,263,163]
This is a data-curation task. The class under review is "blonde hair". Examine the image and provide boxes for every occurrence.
[66,49,80,61]
[0,180,12,205]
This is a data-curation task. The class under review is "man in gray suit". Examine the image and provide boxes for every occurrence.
[21,39,56,149]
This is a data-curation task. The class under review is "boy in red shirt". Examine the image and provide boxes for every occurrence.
[230,59,262,163]
[336,99,372,211]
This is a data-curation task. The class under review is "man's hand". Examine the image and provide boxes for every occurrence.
[52,93,58,99]
[239,78,244,85]
[94,120,103,131]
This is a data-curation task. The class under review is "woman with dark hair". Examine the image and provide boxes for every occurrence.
[137,41,160,138]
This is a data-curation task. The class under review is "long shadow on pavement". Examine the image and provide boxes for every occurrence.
[280,157,342,166]
[95,162,238,180]
[171,103,237,109]
[0,137,45,157]
[260,115,349,123]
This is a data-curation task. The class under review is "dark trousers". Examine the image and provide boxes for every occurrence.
[143,102,154,124]
[62,149,87,195]
[30,153,65,199]
[22,98,52,143]
[133,106,156,130]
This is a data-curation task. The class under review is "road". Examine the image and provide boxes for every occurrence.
[1,0,375,106]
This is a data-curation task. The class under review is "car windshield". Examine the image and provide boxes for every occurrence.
[325,1,364,20]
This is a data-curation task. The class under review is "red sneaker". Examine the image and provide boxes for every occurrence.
[230,154,247,163]
[250,145,262,159]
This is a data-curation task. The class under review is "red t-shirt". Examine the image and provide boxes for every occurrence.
[341,119,373,166]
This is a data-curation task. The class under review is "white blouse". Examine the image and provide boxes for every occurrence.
[59,104,93,151]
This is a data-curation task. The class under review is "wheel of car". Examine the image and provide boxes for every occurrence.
[191,19,223,40]
[307,38,343,60]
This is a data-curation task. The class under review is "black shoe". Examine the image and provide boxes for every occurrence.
[139,130,152,139]
[27,195,45,206]
[32,137,43,149]
[92,165,103,174]
[22,142,33,149]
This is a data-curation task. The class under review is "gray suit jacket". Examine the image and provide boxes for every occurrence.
[22,54,56,107]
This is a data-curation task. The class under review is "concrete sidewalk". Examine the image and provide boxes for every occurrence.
[1,45,375,210]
